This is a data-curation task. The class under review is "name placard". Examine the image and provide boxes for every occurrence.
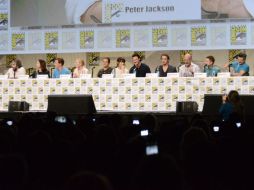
[167,73,179,78]
[217,72,231,77]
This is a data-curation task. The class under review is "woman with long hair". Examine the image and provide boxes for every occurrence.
[30,59,50,78]
[219,90,244,121]
[112,57,128,77]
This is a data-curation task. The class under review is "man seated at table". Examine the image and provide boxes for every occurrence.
[224,53,249,76]
[52,58,71,78]
[97,57,113,78]
[155,54,177,77]
[6,59,26,79]
[179,53,200,77]
[204,55,221,77]
[129,53,151,77]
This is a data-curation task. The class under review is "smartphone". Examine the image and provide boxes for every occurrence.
[146,144,159,156]
[213,126,220,132]
[140,129,149,137]
[236,122,241,128]
[132,119,140,126]
[55,116,67,124]
[6,120,13,126]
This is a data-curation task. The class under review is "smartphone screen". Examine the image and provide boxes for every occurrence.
[213,126,220,132]
[55,116,67,124]
[140,130,149,136]
[146,144,159,156]
[132,119,140,126]
[236,122,241,128]
[6,120,13,126]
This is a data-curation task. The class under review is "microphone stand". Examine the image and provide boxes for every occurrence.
[228,64,231,73]
[203,65,207,72]
[13,68,17,79]
[91,66,96,78]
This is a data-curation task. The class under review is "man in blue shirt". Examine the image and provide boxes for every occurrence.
[204,55,220,77]
[52,58,71,78]
[224,53,249,76]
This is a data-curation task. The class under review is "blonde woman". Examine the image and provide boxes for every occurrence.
[73,58,89,78]
[113,57,129,76]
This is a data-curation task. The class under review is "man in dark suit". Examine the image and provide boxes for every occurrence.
[129,53,151,77]
[155,54,177,77]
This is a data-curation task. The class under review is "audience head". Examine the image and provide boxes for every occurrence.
[132,53,141,67]
[131,155,182,190]
[75,58,85,69]
[183,53,192,66]
[227,90,241,104]
[36,59,47,72]
[161,54,170,66]
[205,55,215,66]
[54,58,64,69]
[237,53,247,65]
[116,57,126,69]
[65,171,112,190]
[102,57,110,69]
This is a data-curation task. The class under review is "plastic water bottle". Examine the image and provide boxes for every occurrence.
[133,68,136,77]
[156,67,160,77]
[212,71,216,77]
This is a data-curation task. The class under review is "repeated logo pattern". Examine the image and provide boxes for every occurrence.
[0,77,253,111]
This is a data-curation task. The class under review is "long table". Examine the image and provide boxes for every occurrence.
[0,77,253,111]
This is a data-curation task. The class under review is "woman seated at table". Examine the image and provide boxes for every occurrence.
[30,59,50,78]
[112,57,128,77]
[73,58,89,78]
[6,59,26,79]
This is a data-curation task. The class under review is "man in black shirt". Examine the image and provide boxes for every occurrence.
[129,53,151,77]
[155,54,177,77]
[97,57,113,78]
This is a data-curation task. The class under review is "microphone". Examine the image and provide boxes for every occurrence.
[228,63,233,72]
[177,63,184,72]
[12,67,17,79]
[203,64,207,72]
[91,66,96,78]
[113,67,116,78]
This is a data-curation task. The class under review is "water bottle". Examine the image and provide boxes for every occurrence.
[212,70,216,77]
[133,68,136,77]
[156,67,160,77]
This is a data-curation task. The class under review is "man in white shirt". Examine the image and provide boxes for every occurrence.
[179,54,200,77]
[5,59,26,79]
